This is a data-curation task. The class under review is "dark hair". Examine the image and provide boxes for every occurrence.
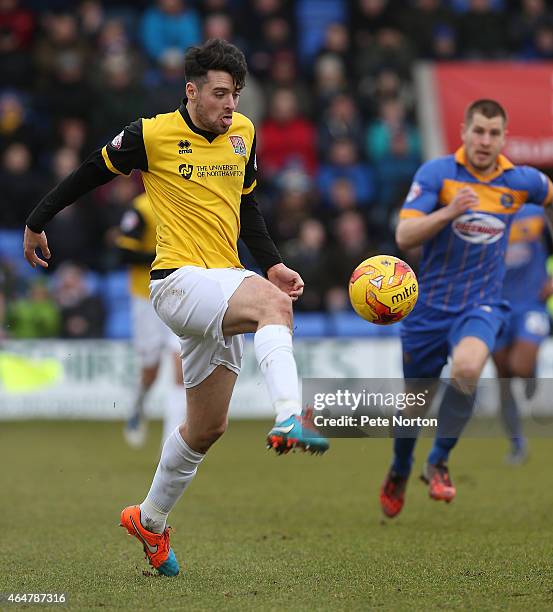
[465,99,507,125]
[184,38,247,90]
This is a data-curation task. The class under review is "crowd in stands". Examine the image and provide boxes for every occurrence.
[1,0,553,338]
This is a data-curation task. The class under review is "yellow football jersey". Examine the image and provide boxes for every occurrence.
[116,192,156,298]
[102,102,257,271]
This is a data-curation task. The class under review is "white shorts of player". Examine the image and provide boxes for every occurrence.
[150,266,257,388]
[131,296,181,368]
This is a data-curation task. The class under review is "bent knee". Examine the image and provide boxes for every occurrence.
[451,361,482,389]
[259,285,292,321]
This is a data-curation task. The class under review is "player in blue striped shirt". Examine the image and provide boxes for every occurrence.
[380,99,553,518]
[493,204,552,464]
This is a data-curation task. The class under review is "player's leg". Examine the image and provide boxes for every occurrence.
[503,338,542,463]
[121,364,236,576]
[161,328,187,444]
[381,304,449,517]
[223,274,328,453]
[425,304,508,501]
[125,297,164,448]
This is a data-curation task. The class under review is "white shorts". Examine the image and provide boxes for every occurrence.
[131,296,181,368]
[150,266,257,388]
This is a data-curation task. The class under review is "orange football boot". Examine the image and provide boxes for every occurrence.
[380,470,409,518]
[120,505,179,576]
[421,462,456,503]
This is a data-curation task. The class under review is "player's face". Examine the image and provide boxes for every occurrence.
[462,113,506,175]
[187,71,241,134]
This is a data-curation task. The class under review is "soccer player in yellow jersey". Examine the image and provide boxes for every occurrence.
[23,39,328,577]
[117,192,186,448]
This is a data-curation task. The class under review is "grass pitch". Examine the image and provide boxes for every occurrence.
[1,420,552,611]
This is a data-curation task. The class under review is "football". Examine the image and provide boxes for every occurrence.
[348,255,418,325]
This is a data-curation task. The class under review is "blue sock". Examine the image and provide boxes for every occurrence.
[391,414,420,477]
[392,437,418,476]
[428,382,475,465]
[499,381,523,441]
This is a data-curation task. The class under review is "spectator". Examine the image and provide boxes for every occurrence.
[457,0,509,58]
[33,12,90,87]
[510,0,552,57]
[77,0,105,42]
[239,0,294,78]
[267,168,314,245]
[6,279,60,338]
[324,210,377,311]
[259,87,318,180]
[0,142,44,228]
[0,0,35,88]
[91,52,145,145]
[0,90,39,151]
[54,262,106,339]
[280,219,327,311]
[143,48,185,116]
[366,97,421,229]
[317,93,365,158]
[140,0,201,62]
[398,0,455,59]
[317,137,376,209]
[351,0,399,52]
[354,26,415,82]
[524,22,553,59]
[314,21,353,81]
[247,14,293,80]
[312,52,348,112]
[327,176,358,214]
[263,50,311,118]
[42,147,104,271]
[295,0,347,67]
[39,47,92,126]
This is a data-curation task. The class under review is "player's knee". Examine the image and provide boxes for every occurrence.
[451,360,481,390]
[259,286,292,323]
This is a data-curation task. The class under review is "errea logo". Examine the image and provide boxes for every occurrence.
[178,139,192,154]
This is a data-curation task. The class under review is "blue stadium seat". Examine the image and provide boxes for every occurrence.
[102,270,131,338]
[0,229,40,280]
[103,270,130,304]
[329,312,400,337]
[105,308,131,339]
[293,312,328,337]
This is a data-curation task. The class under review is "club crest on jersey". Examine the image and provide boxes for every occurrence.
[228,135,247,156]
[500,193,514,208]
[111,131,124,149]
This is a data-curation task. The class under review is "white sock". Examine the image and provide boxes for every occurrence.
[254,324,301,422]
[162,385,187,444]
[140,427,205,533]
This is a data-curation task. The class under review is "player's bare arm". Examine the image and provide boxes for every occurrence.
[396,187,478,250]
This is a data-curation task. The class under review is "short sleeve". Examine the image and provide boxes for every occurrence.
[399,159,443,219]
[242,132,257,196]
[523,166,553,207]
[101,119,148,175]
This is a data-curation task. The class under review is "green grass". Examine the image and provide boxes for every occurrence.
[1,420,553,611]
